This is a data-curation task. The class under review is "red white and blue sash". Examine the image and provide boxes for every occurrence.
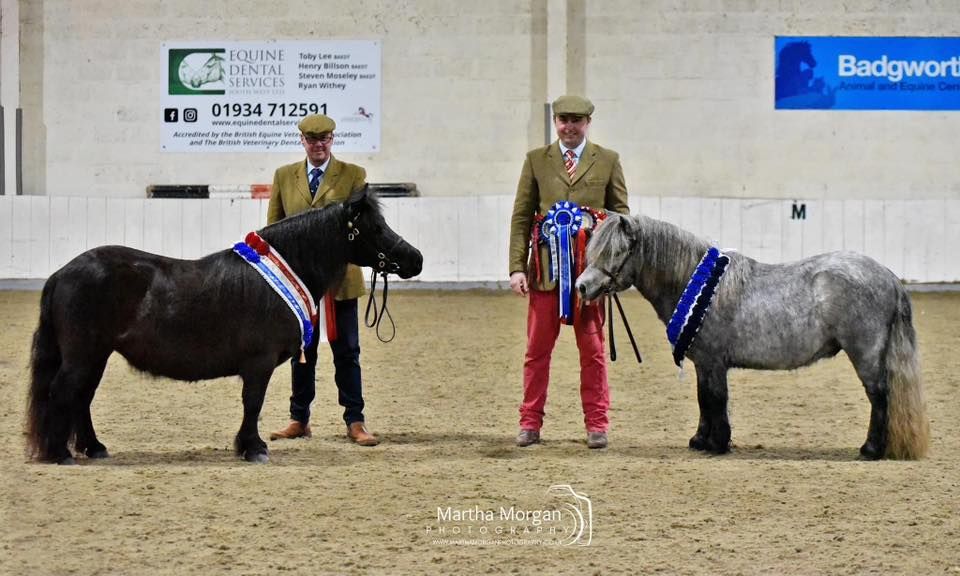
[233,232,324,358]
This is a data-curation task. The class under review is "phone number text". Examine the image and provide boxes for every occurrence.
[211,102,328,118]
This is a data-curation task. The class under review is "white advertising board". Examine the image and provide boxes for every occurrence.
[160,40,381,153]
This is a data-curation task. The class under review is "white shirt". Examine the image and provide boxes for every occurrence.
[306,158,331,180]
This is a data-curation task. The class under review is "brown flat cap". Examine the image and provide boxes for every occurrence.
[297,114,336,134]
[552,95,594,116]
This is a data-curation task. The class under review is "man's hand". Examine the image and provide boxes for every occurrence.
[509,272,529,296]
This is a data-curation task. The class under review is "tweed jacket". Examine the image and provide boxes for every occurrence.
[508,140,629,291]
[266,156,367,300]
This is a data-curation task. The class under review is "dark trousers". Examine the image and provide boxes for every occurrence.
[289,298,364,426]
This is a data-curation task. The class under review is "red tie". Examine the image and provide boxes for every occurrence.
[564,149,576,181]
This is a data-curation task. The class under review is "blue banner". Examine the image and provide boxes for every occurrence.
[775,36,960,110]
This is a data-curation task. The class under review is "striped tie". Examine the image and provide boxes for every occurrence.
[564,149,576,181]
[309,167,322,197]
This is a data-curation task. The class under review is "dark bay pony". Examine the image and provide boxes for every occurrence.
[26,187,422,464]
[576,213,929,460]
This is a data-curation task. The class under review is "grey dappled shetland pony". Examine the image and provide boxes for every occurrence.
[576,213,929,460]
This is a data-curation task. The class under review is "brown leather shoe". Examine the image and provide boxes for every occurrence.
[269,420,311,441]
[587,431,608,449]
[516,429,541,447]
[347,422,379,446]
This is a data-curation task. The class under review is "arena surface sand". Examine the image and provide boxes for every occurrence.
[2,289,959,575]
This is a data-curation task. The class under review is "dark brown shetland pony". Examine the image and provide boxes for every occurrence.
[26,187,422,464]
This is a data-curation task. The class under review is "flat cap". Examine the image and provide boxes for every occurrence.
[552,95,594,117]
[297,113,336,134]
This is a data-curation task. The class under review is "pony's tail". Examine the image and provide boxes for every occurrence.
[26,279,62,461]
[884,289,930,459]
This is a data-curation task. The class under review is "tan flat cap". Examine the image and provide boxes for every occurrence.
[552,95,594,116]
[297,114,336,134]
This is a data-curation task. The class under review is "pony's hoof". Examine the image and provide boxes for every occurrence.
[689,435,708,451]
[57,456,77,465]
[81,442,109,459]
[245,452,269,464]
[709,444,731,455]
[689,434,730,454]
[859,442,883,460]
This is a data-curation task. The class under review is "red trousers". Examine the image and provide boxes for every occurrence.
[519,288,609,433]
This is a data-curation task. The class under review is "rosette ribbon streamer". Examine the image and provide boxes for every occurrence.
[666,247,730,368]
[540,201,584,324]
[233,232,320,362]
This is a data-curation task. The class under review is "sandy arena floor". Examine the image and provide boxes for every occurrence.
[1,289,958,575]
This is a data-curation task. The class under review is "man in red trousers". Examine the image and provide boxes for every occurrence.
[508,95,629,449]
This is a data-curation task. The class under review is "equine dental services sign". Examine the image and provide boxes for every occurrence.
[775,36,960,110]
[160,40,381,152]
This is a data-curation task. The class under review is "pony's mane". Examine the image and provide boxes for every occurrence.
[632,214,711,285]
[259,189,382,256]
[262,202,342,245]
[586,212,633,264]
[588,213,710,281]
[589,212,749,299]
[252,202,349,295]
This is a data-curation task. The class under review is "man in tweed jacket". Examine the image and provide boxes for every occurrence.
[267,113,378,446]
[508,95,629,449]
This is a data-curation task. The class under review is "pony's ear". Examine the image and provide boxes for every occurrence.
[616,212,636,239]
[346,184,369,219]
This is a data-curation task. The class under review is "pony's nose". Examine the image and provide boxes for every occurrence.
[408,249,423,277]
[398,247,423,279]
[577,282,586,296]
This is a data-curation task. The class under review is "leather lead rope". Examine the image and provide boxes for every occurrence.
[608,294,617,361]
[364,270,396,343]
[607,293,642,363]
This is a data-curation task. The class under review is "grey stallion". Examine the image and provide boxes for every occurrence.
[576,212,929,460]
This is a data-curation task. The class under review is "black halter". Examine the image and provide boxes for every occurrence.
[345,216,400,342]
[606,291,642,364]
[346,218,405,275]
[596,252,634,293]
[594,234,642,363]
[363,269,395,342]
[594,230,637,294]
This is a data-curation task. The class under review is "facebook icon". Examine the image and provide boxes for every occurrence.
[164,108,179,122]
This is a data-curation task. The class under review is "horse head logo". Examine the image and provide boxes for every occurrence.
[775,41,836,109]
[179,53,226,89]
[168,48,227,95]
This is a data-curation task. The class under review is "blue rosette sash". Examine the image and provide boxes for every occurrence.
[233,233,318,359]
[666,247,730,367]
[540,201,584,324]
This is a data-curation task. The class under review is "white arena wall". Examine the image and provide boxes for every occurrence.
[2,195,958,284]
